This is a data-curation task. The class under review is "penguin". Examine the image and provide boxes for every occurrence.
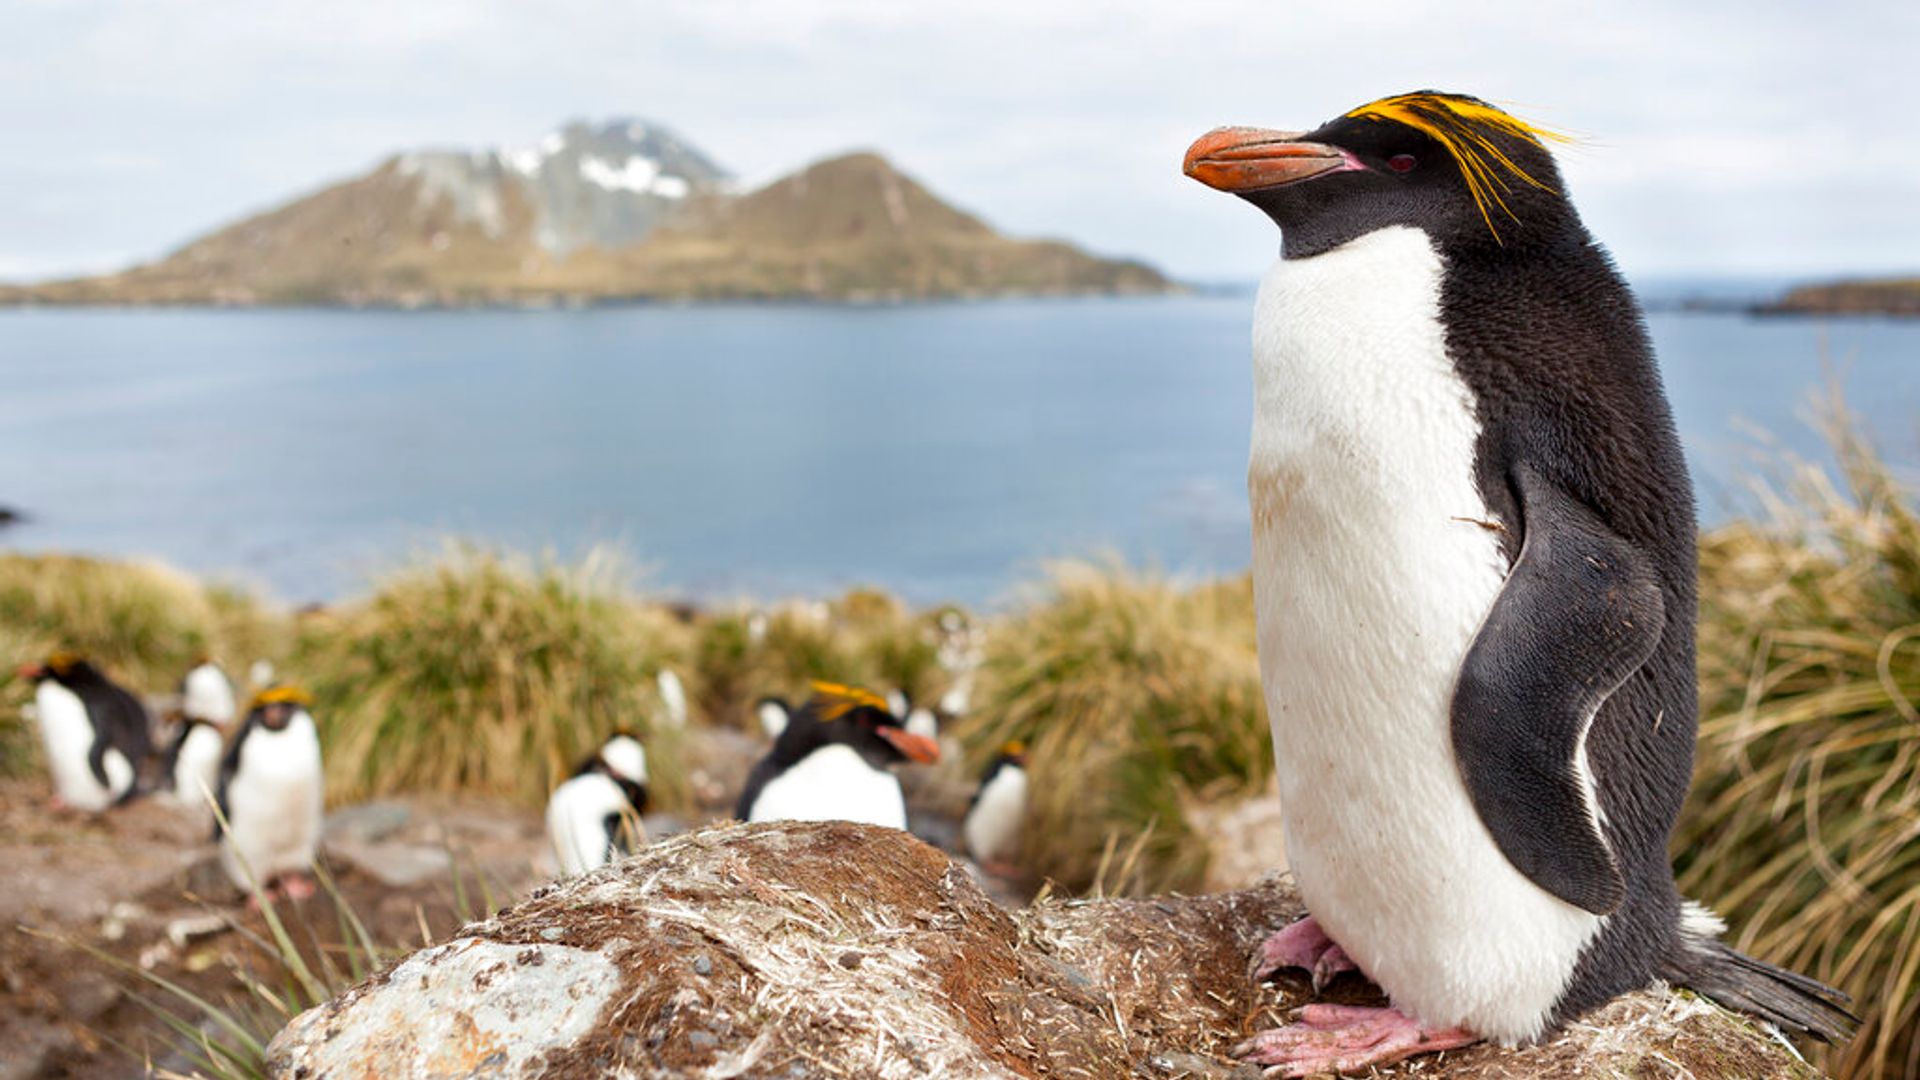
[546,731,650,876]
[162,658,237,806]
[655,670,689,729]
[962,740,1028,873]
[1183,91,1853,1075]
[15,652,151,811]
[890,688,941,742]
[735,681,940,829]
[755,695,792,740]
[216,686,324,900]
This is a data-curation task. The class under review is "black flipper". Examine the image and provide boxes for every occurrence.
[1452,464,1665,915]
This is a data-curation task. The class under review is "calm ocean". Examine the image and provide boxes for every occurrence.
[2,295,1915,606]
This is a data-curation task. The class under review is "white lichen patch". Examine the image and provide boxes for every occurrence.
[269,937,618,1078]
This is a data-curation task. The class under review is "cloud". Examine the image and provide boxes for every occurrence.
[2,0,1913,281]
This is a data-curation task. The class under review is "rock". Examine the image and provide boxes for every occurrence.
[323,801,414,845]
[267,822,1823,1080]
[0,506,22,527]
[328,839,454,888]
[1190,783,1289,892]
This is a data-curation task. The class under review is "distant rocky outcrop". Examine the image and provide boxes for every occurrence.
[266,821,1819,1079]
[4,121,1171,307]
[1759,277,1920,317]
[0,507,21,528]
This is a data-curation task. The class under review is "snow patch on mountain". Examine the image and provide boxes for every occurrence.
[398,118,729,255]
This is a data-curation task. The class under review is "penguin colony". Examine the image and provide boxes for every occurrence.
[16,646,1017,897]
[1185,89,1852,1075]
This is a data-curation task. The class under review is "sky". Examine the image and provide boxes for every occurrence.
[3,0,1915,285]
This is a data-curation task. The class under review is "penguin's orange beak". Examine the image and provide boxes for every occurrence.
[1183,127,1360,192]
[878,726,941,764]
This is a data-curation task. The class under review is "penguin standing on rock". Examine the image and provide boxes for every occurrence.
[546,731,650,876]
[736,681,940,829]
[1183,91,1853,1075]
[16,652,151,811]
[162,658,237,807]
[217,686,324,901]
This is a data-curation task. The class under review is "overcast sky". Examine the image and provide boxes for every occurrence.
[4,0,1914,284]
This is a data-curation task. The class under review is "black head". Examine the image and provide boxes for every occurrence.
[795,681,941,770]
[1185,91,1575,259]
[245,685,312,732]
[16,650,101,687]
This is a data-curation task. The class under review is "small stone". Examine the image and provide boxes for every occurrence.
[516,948,543,967]
[540,927,565,942]
[692,954,712,976]
[837,951,863,970]
[688,1030,718,1049]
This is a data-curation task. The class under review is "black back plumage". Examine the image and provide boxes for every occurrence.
[47,658,153,801]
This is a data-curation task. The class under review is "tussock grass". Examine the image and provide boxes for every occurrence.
[690,588,946,727]
[0,553,285,777]
[0,552,284,689]
[954,561,1269,894]
[295,545,692,809]
[1678,414,1920,1080]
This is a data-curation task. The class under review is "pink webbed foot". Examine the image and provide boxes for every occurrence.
[1233,1003,1479,1077]
[277,873,318,901]
[1251,915,1361,991]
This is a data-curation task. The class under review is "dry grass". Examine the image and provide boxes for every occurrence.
[0,552,285,690]
[294,544,693,809]
[953,560,1269,895]
[690,587,948,727]
[1678,413,1920,1080]
[0,553,287,777]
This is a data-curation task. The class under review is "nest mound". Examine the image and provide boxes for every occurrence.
[267,821,1819,1079]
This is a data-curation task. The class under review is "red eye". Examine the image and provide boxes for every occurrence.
[1388,154,1417,174]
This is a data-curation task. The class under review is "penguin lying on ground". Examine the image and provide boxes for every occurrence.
[162,658,237,806]
[217,686,324,901]
[736,681,940,828]
[962,740,1028,874]
[1184,91,1854,1075]
[16,652,151,811]
[546,731,650,876]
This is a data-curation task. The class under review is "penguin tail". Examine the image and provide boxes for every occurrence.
[1667,901,1858,1044]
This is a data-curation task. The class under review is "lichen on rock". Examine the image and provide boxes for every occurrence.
[266,821,1823,1079]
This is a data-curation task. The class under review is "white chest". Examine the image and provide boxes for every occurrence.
[221,714,324,885]
[747,744,908,830]
[1247,226,1598,1042]
[35,681,129,810]
[962,764,1028,864]
[173,724,226,805]
[547,773,638,876]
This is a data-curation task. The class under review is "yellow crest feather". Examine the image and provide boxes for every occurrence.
[249,685,313,710]
[1344,92,1572,242]
[809,680,891,721]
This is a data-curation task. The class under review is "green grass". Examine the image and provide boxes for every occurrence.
[1678,416,1920,1080]
[294,544,694,810]
[953,561,1269,895]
